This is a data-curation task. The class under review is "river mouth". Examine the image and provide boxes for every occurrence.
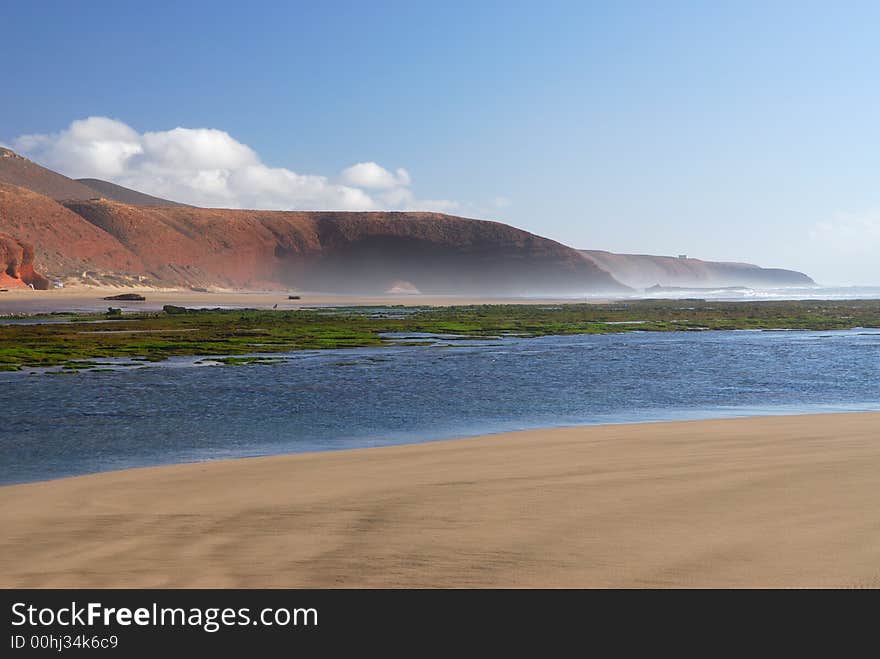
[2,328,879,485]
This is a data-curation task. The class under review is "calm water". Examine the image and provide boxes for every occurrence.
[2,329,879,485]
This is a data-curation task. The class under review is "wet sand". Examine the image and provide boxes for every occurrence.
[0,287,609,315]
[2,413,879,588]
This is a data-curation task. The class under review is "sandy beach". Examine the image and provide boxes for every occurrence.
[2,412,878,588]
[0,286,610,315]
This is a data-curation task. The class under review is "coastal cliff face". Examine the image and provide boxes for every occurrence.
[0,232,49,289]
[0,147,816,294]
[0,183,145,280]
[0,147,627,293]
[60,200,627,294]
[580,250,814,289]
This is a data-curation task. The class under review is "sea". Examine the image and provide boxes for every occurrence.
[616,285,880,301]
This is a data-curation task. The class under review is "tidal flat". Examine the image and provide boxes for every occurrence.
[3,299,880,371]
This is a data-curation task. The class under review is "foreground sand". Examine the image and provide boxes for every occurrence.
[0,286,609,315]
[2,413,879,588]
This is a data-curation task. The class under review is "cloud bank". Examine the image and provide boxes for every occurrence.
[12,117,457,212]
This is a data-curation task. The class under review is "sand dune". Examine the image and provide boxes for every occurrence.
[2,413,879,588]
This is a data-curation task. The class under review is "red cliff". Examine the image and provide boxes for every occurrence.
[0,233,50,289]
[60,200,627,294]
[0,182,144,279]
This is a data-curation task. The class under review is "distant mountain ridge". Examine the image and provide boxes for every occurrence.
[580,250,814,289]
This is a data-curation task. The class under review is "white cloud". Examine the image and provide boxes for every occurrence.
[142,127,258,171]
[11,117,457,212]
[15,117,142,179]
[340,162,410,190]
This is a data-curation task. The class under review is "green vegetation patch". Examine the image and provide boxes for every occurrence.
[1,299,878,371]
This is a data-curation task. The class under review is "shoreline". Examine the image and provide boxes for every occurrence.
[3,406,877,488]
[0,286,613,315]
[3,412,879,587]
[4,285,880,317]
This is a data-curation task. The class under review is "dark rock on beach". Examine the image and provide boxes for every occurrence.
[103,293,146,301]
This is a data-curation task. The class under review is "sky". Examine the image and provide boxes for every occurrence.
[2,1,878,284]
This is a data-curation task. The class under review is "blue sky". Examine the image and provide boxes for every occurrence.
[3,1,879,283]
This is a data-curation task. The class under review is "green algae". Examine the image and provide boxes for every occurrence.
[1,299,878,371]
